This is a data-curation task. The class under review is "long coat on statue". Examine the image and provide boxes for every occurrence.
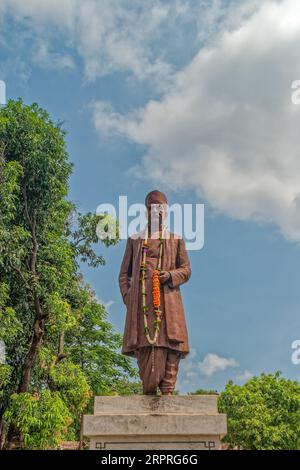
[118,229,191,357]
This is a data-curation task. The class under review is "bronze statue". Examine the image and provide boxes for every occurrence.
[119,190,191,395]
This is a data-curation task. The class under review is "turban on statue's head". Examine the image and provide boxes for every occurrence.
[145,190,168,208]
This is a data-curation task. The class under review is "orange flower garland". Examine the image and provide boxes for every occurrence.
[152,269,160,308]
[140,228,164,345]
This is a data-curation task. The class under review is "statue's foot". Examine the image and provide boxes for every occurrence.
[161,392,173,396]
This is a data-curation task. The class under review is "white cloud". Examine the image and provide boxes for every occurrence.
[104,300,115,312]
[4,0,300,241]
[198,353,239,376]
[178,349,238,389]
[0,0,258,85]
[236,369,253,382]
[93,0,300,241]
[0,0,75,29]
[95,295,115,312]
[33,43,74,70]
[0,0,193,83]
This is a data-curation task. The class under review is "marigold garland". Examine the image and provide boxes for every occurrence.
[152,270,160,308]
[140,228,164,345]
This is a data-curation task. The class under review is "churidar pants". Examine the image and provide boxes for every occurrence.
[135,346,181,395]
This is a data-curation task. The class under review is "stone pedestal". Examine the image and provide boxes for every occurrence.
[83,395,227,450]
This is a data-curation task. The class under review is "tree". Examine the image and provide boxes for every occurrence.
[0,99,138,449]
[189,389,218,395]
[218,372,300,450]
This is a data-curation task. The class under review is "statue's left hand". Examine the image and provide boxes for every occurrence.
[158,270,171,284]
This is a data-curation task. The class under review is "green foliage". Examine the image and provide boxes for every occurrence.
[219,372,300,450]
[65,282,139,397]
[0,284,22,343]
[0,283,22,405]
[0,366,11,390]
[4,391,72,449]
[49,361,91,414]
[189,389,218,395]
[46,292,77,334]
[0,99,138,449]
[107,380,143,396]
[0,159,23,223]
[71,212,120,268]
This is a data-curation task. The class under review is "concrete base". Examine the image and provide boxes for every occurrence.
[83,395,227,451]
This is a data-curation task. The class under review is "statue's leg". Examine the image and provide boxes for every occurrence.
[159,349,181,395]
[135,347,168,395]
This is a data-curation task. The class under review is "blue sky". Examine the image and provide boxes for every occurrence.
[1,0,300,393]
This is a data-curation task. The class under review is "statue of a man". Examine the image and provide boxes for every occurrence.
[119,190,191,395]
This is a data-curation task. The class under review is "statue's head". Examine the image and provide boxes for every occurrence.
[145,190,168,229]
[145,190,168,208]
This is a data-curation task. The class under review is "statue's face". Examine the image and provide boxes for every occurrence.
[147,203,167,229]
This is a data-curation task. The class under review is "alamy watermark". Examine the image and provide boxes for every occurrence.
[96,196,204,251]
[291,340,300,365]
[287,84,300,365]
[291,80,300,104]
[0,80,6,105]
[0,340,6,364]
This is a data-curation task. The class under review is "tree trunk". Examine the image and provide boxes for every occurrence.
[17,209,45,394]
[58,331,65,356]
[18,317,45,393]
[0,417,5,450]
